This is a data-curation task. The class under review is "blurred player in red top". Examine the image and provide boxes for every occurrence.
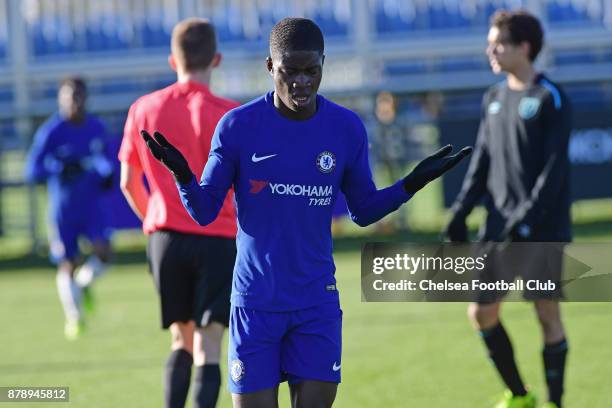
[119,18,238,408]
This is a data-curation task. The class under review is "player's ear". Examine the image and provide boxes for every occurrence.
[211,52,222,69]
[168,55,178,72]
[266,56,273,75]
[321,54,325,67]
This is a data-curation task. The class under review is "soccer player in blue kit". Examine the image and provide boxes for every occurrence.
[142,18,472,408]
[25,77,113,340]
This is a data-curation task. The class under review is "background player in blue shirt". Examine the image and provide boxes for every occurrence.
[142,18,471,408]
[25,77,113,340]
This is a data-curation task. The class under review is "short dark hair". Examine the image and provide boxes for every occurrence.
[59,76,87,93]
[490,10,544,62]
[269,17,324,59]
[171,18,217,71]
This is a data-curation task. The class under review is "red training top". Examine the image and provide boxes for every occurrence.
[119,81,238,237]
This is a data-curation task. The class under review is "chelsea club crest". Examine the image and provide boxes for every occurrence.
[230,359,245,382]
[488,101,502,114]
[316,151,336,173]
[518,97,541,120]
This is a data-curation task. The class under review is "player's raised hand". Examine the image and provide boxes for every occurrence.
[403,144,472,195]
[141,130,194,184]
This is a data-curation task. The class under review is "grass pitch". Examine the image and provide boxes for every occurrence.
[1,246,611,407]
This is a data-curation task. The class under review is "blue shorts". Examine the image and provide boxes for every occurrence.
[228,301,342,394]
[49,208,111,262]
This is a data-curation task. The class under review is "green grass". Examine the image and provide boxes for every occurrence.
[1,151,612,406]
[1,246,612,407]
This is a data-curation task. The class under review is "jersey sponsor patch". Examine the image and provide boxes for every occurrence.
[249,179,269,193]
[270,183,332,197]
[488,101,502,115]
[518,97,541,120]
[316,151,336,173]
[248,179,334,206]
[230,359,245,382]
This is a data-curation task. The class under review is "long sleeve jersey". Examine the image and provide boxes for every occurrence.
[178,92,412,311]
[452,74,572,241]
[25,113,112,220]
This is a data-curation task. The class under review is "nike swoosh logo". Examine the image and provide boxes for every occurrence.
[332,362,341,372]
[251,153,277,163]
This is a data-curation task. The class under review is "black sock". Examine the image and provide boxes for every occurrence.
[480,322,527,397]
[543,338,568,408]
[164,349,193,408]
[193,364,221,408]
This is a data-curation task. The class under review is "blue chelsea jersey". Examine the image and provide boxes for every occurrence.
[25,113,111,217]
[179,92,412,311]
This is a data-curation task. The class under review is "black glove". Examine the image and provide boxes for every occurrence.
[60,161,84,181]
[509,222,532,242]
[100,173,114,191]
[141,130,193,185]
[403,145,472,195]
[445,214,468,242]
[500,207,533,242]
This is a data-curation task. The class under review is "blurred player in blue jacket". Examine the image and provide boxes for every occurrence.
[25,77,114,340]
